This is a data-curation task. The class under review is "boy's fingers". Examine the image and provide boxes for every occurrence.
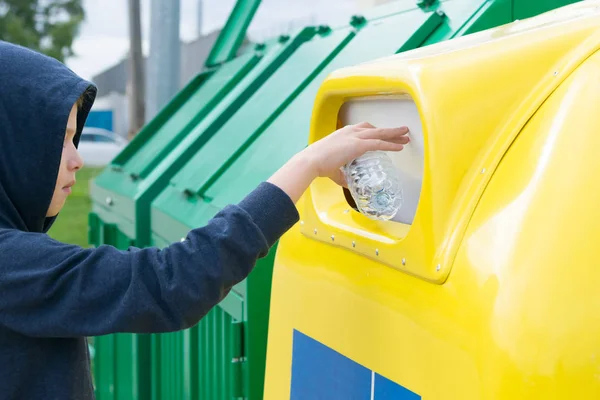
[354,121,376,129]
[358,126,409,140]
[383,135,410,145]
[392,135,410,144]
[329,170,348,187]
[364,139,405,153]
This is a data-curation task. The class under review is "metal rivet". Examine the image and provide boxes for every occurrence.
[553,71,558,76]
[300,220,305,225]
[352,241,356,248]
[436,264,441,271]
[402,258,406,266]
[105,197,114,206]
[331,235,335,242]
[375,249,379,256]
[481,168,486,174]
[314,229,318,235]
[349,15,366,28]
[317,25,331,34]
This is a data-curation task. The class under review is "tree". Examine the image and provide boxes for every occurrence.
[0,0,84,62]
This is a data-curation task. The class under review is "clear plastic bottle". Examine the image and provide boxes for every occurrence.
[343,151,403,221]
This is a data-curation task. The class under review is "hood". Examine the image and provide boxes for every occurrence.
[0,41,96,233]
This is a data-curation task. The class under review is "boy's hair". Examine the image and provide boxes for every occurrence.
[75,86,94,110]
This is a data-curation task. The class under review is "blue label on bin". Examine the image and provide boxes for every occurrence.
[291,330,420,399]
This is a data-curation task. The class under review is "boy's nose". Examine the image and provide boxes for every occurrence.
[68,150,84,171]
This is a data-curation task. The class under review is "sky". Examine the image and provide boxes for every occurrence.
[66,0,360,80]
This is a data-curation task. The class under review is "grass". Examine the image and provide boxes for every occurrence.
[47,167,104,247]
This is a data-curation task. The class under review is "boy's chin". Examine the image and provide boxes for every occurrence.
[46,203,64,217]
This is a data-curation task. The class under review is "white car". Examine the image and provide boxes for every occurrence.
[78,128,127,167]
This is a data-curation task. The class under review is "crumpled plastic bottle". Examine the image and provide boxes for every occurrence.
[343,151,403,221]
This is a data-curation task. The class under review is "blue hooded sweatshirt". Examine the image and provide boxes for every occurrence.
[0,41,299,399]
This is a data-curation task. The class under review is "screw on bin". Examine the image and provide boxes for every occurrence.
[417,0,438,8]
[553,71,558,76]
[481,168,486,174]
[314,228,318,235]
[105,197,114,206]
[331,235,335,242]
[436,264,441,271]
[352,241,356,248]
[317,25,331,35]
[402,258,406,266]
[350,15,366,28]
[375,249,379,256]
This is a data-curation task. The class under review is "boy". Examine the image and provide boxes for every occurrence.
[0,40,409,399]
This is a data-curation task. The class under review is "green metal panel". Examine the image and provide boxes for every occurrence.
[88,217,147,400]
[456,0,512,36]
[514,0,581,19]
[171,28,356,195]
[88,212,100,248]
[203,7,444,207]
[123,55,260,178]
[114,334,151,400]
[205,0,262,67]
[89,52,259,246]
[91,30,315,248]
[151,328,199,400]
[241,248,277,399]
[93,335,115,400]
[150,308,241,400]
[90,30,316,400]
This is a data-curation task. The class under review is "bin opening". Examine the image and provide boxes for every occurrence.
[337,95,424,225]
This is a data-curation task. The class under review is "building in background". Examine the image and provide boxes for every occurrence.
[357,0,396,8]
[87,0,365,138]
[89,30,229,138]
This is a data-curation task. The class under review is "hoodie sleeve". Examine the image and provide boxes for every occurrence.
[0,182,299,338]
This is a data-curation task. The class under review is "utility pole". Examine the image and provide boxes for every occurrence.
[146,0,181,122]
[127,0,145,139]
[197,0,203,37]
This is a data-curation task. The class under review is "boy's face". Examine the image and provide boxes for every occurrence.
[46,104,84,217]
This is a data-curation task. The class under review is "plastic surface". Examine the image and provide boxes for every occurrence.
[265,2,600,398]
[343,151,403,221]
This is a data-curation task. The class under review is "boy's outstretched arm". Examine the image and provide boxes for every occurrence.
[0,123,409,338]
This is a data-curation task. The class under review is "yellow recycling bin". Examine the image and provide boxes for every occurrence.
[264,1,600,398]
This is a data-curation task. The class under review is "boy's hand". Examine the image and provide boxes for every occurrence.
[268,122,410,204]
[303,122,410,186]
